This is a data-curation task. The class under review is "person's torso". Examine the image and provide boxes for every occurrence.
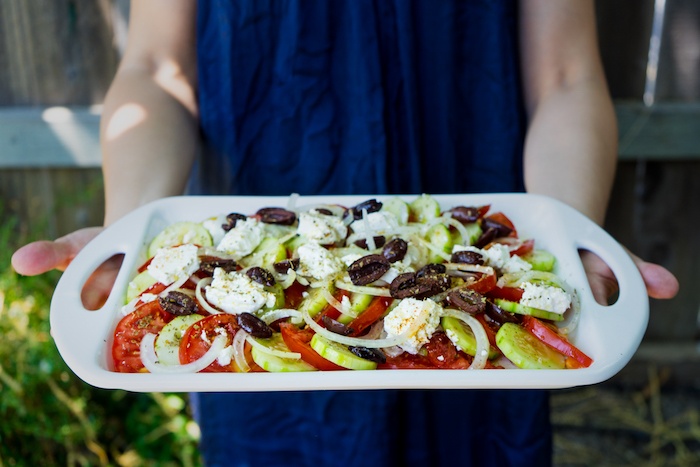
[192,0,525,197]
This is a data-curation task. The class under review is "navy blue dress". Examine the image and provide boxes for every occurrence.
[189,1,551,466]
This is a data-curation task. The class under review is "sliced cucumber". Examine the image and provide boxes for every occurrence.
[426,223,453,262]
[298,282,335,318]
[263,283,286,311]
[310,334,377,370]
[240,237,287,269]
[251,334,316,372]
[155,314,205,365]
[522,249,557,272]
[441,316,499,359]
[409,194,441,223]
[148,221,213,258]
[125,269,158,303]
[493,299,564,322]
[496,322,566,369]
[284,234,307,254]
[337,292,374,324]
[382,197,410,225]
[451,222,483,247]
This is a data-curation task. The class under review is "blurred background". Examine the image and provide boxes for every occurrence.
[0,0,698,465]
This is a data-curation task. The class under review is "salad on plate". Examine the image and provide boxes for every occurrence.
[112,194,592,375]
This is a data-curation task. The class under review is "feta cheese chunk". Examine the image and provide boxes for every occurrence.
[217,218,265,260]
[297,210,348,244]
[501,255,533,274]
[519,282,572,315]
[147,244,200,285]
[296,242,344,281]
[383,298,442,354]
[202,215,228,246]
[205,268,277,314]
[351,211,399,236]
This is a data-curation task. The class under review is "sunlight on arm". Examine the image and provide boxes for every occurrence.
[104,103,146,141]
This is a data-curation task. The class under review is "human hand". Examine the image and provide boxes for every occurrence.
[11,227,122,310]
[580,249,679,305]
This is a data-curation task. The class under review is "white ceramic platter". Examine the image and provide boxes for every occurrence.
[50,193,648,392]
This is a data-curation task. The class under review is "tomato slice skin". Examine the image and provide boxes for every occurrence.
[510,238,534,257]
[284,281,308,309]
[112,301,173,373]
[278,323,345,371]
[179,314,240,372]
[487,285,524,303]
[522,316,593,368]
[347,296,392,337]
[466,273,497,294]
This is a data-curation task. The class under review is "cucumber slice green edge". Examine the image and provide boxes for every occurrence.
[493,298,565,322]
[495,323,566,369]
[148,221,213,258]
[250,334,317,372]
[310,334,377,370]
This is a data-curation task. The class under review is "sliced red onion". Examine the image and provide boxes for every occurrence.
[334,280,392,297]
[321,287,356,318]
[301,307,410,349]
[232,329,250,373]
[195,277,223,315]
[441,308,489,370]
[259,308,303,325]
[245,335,301,360]
[413,236,451,262]
[286,192,300,211]
[140,333,226,374]
[441,215,473,247]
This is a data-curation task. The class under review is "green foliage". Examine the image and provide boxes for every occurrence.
[0,205,202,466]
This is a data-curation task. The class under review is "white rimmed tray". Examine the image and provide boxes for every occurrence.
[50,193,648,392]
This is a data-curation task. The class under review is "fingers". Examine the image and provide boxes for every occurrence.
[11,227,105,276]
[81,254,124,310]
[11,240,74,275]
[579,250,618,305]
[628,253,680,300]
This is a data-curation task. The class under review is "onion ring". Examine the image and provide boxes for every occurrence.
[140,333,226,374]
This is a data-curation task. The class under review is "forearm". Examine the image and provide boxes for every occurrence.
[519,0,617,226]
[523,78,617,225]
[100,66,199,225]
[98,0,198,226]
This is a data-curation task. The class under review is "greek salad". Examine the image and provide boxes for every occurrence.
[112,194,592,374]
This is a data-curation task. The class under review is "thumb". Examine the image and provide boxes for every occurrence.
[11,227,104,275]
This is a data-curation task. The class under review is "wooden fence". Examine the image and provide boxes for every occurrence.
[0,0,697,346]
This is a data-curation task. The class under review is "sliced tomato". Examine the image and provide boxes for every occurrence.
[284,281,308,309]
[379,352,435,369]
[112,301,174,373]
[423,332,471,369]
[278,323,345,371]
[510,238,534,257]
[179,314,240,372]
[475,313,499,347]
[477,204,491,218]
[379,334,472,370]
[487,285,524,302]
[137,257,154,273]
[347,296,393,337]
[522,316,593,368]
[315,289,351,324]
[465,272,497,294]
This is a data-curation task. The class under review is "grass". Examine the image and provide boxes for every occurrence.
[0,204,202,467]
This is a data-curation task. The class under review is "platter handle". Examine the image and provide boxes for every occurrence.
[49,205,153,378]
[558,198,649,376]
